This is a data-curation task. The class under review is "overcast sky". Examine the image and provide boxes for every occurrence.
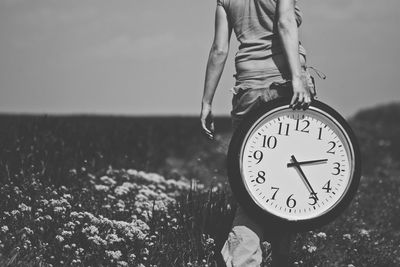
[0,0,399,117]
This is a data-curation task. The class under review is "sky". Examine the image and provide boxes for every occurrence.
[0,0,399,117]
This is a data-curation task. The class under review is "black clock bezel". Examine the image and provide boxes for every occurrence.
[227,97,361,232]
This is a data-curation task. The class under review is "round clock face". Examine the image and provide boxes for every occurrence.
[228,98,360,229]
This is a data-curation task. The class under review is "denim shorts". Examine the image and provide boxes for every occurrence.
[230,67,314,130]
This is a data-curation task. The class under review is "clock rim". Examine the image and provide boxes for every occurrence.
[227,97,361,231]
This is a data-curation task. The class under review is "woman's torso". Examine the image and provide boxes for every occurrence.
[218,0,306,75]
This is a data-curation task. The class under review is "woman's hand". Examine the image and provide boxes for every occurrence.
[290,76,311,110]
[200,102,215,140]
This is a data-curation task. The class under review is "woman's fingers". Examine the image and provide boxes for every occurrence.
[201,117,210,134]
[297,93,305,109]
[291,92,311,110]
[303,94,312,110]
[201,121,214,140]
[200,112,215,140]
[290,92,299,107]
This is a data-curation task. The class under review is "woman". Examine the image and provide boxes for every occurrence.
[200,0,315,266]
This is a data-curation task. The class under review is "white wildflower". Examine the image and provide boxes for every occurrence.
[138,171,166,184]
[55,235,64,242]
[106,233,123,244]
[206,237,215,246]
[141,247,149,255]
[307,245,317,253]
[139,188,159,199]
[82,225,99,235]
[61,230,73,237]
[40,199,49,206]
[316,232,327,239]
[54,206,66,213]
[127,169,138,176]
[359,229,370,238]
[18,203,31,212]
[106,250,122,260]
[114,186,129,196]
[95,184,110,192]
[63,194,72,200]
[128,253,136,261]
[88,235,107,246]
[100,176,117,186]
[343,234,352,240]
[11,210,20,216]
[116,200,125,210]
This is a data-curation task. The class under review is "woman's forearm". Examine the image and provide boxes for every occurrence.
[202,46,229,105]
[276,0,310,107]
[277,3,302,81]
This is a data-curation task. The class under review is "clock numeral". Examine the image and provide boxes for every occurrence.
[332,162,341,175]
[253,150,263,164]
[278,122,290,136]
[262,135,277,149]
[256,171,266,184]
[327,141,336,154]
[322,180,332,193]
[308,193,318,206]
[295,119,310,133]
[286,194,297,208]
[271,186,279,200]
[317,127,323,140]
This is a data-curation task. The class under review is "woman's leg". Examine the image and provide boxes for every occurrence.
[223,88,267,267]
[270,232,295,267]
[221,205,265,267]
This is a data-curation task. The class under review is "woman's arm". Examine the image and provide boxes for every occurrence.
[276,0,311,108]
[200,5,232,140]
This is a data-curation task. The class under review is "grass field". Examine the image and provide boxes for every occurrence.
[0,103,400,266]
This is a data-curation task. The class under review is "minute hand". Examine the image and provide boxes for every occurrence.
[287,159,328,168]
[290,155,319,200]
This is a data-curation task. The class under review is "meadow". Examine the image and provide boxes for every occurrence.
[0,102,400,266]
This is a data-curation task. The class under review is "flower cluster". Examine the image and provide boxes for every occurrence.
[0,167,210,266]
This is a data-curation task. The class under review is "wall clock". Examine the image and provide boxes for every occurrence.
[227,97,361,231]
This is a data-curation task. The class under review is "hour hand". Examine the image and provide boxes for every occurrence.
[287,159,328,168]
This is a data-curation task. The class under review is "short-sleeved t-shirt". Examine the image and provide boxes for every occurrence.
[217,0,306,67]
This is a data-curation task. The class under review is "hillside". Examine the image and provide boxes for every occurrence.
[1,102,399,186]
[350,102,400,176]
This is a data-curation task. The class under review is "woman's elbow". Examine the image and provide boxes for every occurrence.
[210,43,229,57]
[277,15,296,33]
